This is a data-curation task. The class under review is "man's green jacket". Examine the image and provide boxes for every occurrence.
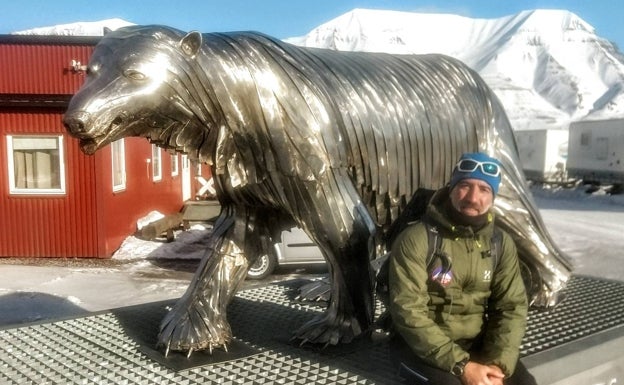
[389,188,528,376]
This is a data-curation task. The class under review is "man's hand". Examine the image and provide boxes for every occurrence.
[461,362,505,385]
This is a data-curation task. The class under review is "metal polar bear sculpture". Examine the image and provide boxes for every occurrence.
[63,25,573,355]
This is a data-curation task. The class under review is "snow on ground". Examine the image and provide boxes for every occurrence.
[530,185,624,281]
[1,185,623,327]
[0,225,213,326]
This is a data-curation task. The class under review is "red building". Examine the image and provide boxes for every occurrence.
[0,34,209,258]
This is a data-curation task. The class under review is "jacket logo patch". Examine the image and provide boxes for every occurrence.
[431,266,452,287]
[483,269,492,282]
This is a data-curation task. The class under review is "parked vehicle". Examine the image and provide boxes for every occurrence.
[247,227,326,279]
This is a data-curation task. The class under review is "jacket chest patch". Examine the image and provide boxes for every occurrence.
[430,266,453,287]
[482,269,492,282]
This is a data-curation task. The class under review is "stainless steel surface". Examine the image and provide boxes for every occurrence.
[64,25,572,354]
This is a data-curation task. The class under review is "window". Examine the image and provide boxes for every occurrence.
[7,135,66,195]
[171,154,179,176]
[580,132,591,146]
[152,144,162,181]
[595,137,608,160]
[111,139,126,191]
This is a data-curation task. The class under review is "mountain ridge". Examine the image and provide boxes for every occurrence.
[287,8,624,130]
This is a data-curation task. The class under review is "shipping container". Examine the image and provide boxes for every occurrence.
[567,119,624,186]
[515,129,568,182]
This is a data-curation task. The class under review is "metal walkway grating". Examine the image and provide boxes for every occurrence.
[1,275,623,384]
[521,275,624,356]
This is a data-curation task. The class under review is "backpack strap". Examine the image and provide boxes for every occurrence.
[489,226,503,272]
[424,223,453,275]
[424,222,442,268]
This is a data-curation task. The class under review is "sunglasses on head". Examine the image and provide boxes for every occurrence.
[456,159,501,177]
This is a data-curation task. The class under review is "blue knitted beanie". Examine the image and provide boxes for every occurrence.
[449,152,502,195]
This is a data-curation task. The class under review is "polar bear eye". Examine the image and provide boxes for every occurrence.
[85,63,100,77]
[123,69,147,81]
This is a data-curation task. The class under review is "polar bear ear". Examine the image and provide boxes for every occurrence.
[180,31,202,56]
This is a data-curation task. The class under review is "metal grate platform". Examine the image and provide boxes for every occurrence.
[1,276,623,384]
[522,275,624,357]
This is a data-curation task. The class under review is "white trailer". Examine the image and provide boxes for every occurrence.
[568,119,624,186]
[515,129,568,182]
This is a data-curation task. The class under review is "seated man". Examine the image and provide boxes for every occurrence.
[389,152,537,385]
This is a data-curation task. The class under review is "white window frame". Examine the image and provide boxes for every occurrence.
[152,144,162,181]
[171,153,179,176]
[6,134,66,195]
[111,139,126,192]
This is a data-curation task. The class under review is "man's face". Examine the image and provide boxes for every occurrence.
[449,178,494,216]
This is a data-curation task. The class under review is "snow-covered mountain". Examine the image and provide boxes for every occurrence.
[12,18,134,36]
[14,9,624,131]
[286,8,624,131]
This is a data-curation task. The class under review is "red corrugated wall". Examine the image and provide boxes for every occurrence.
[0,40,93,94]
[97,137,185,257]
[0,39,99,257]
[0,109,99,257]
[1,37,186,258]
